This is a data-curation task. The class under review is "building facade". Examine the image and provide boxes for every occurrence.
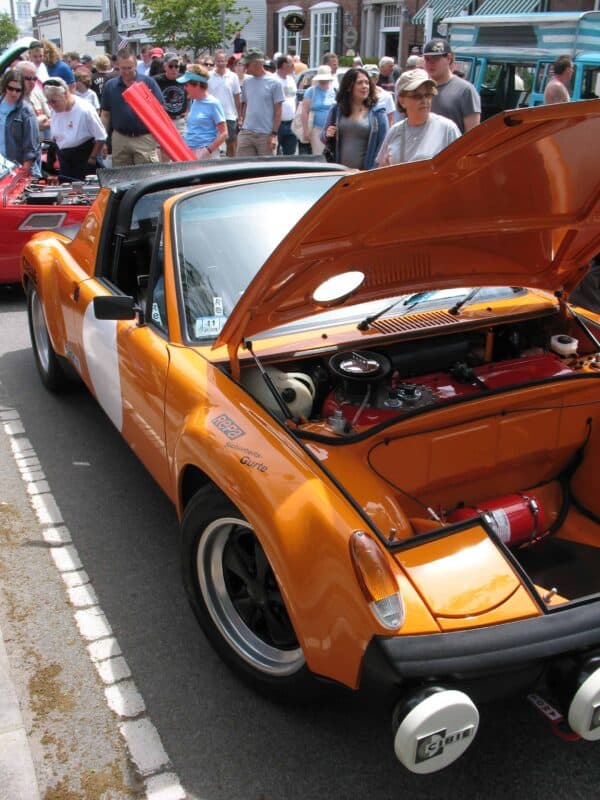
[33,0,103,53]
[269,0,421,66]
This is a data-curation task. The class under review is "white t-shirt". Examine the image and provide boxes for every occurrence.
[76,88,100,111]
[208,69,241,120]
[50,95,107,150]
[275,72,296,121]
[375,89,395,121]
[376,112,460,166]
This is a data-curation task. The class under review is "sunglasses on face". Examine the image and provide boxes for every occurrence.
[203,62,214,67]
[406,91,434,100]
[6,85,22,93]
[23,76,36,82]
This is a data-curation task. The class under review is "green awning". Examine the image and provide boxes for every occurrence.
[412,0,472,25]
[474,0,540,14]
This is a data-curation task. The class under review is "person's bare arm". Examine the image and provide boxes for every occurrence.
[100,110,111,132]
[463,113,480,132]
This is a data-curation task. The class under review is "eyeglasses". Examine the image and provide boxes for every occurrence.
[405,91,434,100]
[166,62,179,67]
[6,85,22,93]
[203,62,214,67]
[23,76,36,82]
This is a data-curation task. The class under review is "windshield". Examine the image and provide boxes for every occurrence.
[174,174,342,342]
[253,287,526,339]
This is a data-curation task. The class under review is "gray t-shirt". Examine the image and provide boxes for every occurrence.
[241,74,285,134]
[338,113,370,170]
[431,75,480,133]
[376,113,461,166]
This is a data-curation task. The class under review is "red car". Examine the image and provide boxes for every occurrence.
[0,155,100,284]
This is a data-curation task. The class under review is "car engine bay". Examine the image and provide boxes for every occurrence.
[240,309,600,435]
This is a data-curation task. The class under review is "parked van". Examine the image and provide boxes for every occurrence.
[441,12,600,119]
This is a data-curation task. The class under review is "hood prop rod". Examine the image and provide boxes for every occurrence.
[245,340,295,422]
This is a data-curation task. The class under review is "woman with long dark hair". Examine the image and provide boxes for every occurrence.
[0,70,40,174]
[320,67,388,170]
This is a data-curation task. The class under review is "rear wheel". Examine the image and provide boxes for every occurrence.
[27,284,69,392]
[181,486,317,699]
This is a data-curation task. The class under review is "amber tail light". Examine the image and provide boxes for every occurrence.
[350,531,404,630]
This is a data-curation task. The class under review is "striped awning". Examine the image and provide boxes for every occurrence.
[412,0,472,25]
[474,0,540,14]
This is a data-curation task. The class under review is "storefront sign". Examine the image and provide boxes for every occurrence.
[284,12,305,32]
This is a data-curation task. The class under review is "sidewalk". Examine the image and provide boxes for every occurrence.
[0,627,40,800]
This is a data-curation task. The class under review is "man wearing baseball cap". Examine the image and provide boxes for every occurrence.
[422,38,480,133]
[237,48,285,156]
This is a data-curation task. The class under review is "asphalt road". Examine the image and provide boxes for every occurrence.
[1,285,600,799]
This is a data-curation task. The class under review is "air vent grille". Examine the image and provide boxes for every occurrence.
[371,310,460,335]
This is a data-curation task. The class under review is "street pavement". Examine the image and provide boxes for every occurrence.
[0,289,173,799]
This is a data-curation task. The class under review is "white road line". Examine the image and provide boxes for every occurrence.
[2,412,186,800]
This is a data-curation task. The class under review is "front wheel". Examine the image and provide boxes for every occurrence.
[181,486,318,699]
[27,284,69,392]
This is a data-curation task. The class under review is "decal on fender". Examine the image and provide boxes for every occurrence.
[211,414,245,440]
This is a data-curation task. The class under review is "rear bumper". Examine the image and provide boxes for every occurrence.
[365,603,600,682]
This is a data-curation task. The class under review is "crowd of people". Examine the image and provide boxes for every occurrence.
[0,35,577,180]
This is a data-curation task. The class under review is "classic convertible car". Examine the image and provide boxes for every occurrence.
[0,154,100,284]
[21,101,600,774]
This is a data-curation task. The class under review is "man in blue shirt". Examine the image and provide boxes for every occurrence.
[100,48,164,166]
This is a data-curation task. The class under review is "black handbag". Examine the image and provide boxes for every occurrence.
[322,104,338,162]
[322,141,336,162]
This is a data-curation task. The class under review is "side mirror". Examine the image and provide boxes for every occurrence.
[93,295,140,321]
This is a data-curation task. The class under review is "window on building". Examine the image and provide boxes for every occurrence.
[310,2,339,66]
[278,5,302,56]
[383,4,400,27]
[120,0,128,18]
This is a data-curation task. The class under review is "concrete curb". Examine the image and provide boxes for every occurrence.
[0,627,40,800]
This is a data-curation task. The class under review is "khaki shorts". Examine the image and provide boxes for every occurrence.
[111,131,159,166]
[236,130,275,157]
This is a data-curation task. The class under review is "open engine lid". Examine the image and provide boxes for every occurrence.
[215,100,600,351]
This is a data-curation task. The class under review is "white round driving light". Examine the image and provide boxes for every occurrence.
[393,688,479,774]
[568,667,600,740]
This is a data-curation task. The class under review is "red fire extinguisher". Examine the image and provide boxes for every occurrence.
[447,493,546,547]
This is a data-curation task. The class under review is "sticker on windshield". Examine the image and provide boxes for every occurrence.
[213,296,224,316]
[195,316,227,337]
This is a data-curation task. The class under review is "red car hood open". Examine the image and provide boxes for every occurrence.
[216,100,600,351]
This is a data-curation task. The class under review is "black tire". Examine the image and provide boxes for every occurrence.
[181,485,319,700]
[27,284,70,392]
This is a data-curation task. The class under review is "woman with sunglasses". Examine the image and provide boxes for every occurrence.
[376,69,460,167]
[0,70,40,175]
[176,65,226,159]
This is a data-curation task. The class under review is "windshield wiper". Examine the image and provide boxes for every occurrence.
[448,287,482,316]
[357,291,438,331]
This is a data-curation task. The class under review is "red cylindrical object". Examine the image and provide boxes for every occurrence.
[448,493,546,547]
[123,82,196,162]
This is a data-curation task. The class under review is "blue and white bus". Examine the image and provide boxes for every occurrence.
[441,12,600,119]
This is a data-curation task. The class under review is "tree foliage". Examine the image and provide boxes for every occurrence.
[141,0,251,54]
[0,13,19,51]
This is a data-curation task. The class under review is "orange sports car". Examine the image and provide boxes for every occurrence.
[21,101,600,774]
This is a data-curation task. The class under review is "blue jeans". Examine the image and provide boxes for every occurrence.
[277,120,297,156]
